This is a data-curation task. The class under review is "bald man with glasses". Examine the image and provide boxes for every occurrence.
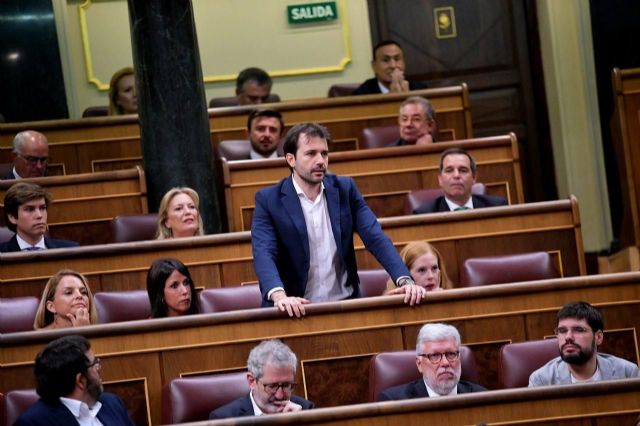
[209,339,314,419]
[3,130,50,180]
[377,323,485,401]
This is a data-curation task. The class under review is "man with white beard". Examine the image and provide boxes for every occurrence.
[377,323,486,400]
[529,301,639,386]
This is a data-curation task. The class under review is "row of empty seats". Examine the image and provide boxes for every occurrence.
[0,338,561,425]
[0,251,560,334]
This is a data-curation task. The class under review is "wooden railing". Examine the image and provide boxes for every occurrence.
[0,198,586,299]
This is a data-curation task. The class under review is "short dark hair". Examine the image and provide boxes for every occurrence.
[282,123,331,157]
[439,148,477,175]
[556,301,604,332]
[246,109,284,134]
[146,258,199,318]
[236,67,272,93]
[372,39,403,61]
[3,182,52,232]
[35,335,91,404]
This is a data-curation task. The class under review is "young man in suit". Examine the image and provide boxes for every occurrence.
[251,123,427,317]
[353,40,426,95]
[377,323,486,400]
[209,340,314,419]
[2,130,49,180]
[0,182,78,252]
[246,109,285,159]
[14,335,135,425]
[413,147,507,214]
[529,301,639,386]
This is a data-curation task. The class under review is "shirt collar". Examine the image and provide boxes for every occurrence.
[377,80,390,94]
[424,380,458,397]
[16,234,46,250]
[249,148,278,160]
[12,167,23,180]
[444,196,474,211]
[59,397,102,420]
[291,174,325,203]
[249,390,264,416]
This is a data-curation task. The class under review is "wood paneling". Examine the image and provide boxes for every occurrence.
[611,67,640,248]
[1,273,638,425]
[222,135,524,232]
[0,167,148,245]
[0,198,585,299]
[0,86,472,175]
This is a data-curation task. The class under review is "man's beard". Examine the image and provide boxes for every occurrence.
[86,374,104,402]
[560,339,596,365]
[426,365,461,395]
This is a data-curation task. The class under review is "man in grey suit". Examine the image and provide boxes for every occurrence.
[413,147,507,214]
[377,323,485,401]
[209,340,314,419]
[529,301,639,386]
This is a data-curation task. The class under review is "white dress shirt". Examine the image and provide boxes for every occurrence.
[59,397,104,426]
[444,196,474,211]
[16,234,46,250]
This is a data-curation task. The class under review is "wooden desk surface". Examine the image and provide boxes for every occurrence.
[1,273,639,425]
[0,86,472,174]
[199,379,640,426]
[222,134,524,232]
[0,198,585,299]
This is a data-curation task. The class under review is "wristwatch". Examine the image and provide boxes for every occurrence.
[396,276,416,287]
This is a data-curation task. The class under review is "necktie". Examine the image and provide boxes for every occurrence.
[23,246,43,251]
[454,206,470,211]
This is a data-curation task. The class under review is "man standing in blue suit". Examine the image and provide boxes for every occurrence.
[14,335,135,426]
[251,122,427,317]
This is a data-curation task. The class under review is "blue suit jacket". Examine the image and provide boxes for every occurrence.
[209,394,314,419]
[14,392,135,426]
[352,78,427,95]
[413,194,507,214]
[251,174,410,304]
[0,235,79,253]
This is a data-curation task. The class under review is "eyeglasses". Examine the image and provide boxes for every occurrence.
[260,381,297,394]
[19,154,48,165]
[418,351,460,364]
[87,357,101,370]
[555,326,592,336]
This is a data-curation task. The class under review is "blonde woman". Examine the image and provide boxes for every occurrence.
[34,270,98,330]
[108,67,137,115]
[155,187,204,239]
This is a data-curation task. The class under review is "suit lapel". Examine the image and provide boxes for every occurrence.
[324,177,342,253]
[281,176,310,261]
[412,379,430,398]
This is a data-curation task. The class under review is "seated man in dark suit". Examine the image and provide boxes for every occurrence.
[209,339,314,419]
[2,130,49,180]
[237,67,273,105]
[14,335,135,426]
[378,323,485,400]
[392,96,437,146]
[247,109,285,159]
[0,182,78,252]
[414,147,507,214]
[353,40,426,96]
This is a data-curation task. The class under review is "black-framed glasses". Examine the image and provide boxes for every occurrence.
[418,351,460,364]
[87,357,101,369]
[19,154,48,165]
[260,381,297,394]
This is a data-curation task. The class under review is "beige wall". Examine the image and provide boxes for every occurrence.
[53,0,374,118]
[537,0,612,252]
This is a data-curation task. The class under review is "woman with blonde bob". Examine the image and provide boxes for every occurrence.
[385,241,452,295]
[155,187,205,239]
[34,269,98,330]
[108,66,137,115]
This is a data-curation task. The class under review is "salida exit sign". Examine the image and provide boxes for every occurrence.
[287,2,338,24]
